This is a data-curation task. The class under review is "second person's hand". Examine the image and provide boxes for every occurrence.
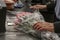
[30,5,47,10]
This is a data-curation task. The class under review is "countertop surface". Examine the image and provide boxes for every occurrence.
[0,32,40,40]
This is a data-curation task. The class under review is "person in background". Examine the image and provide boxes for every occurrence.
[4,0,15,10]
[4,0,23,10]
[4,0,25,31]
[0,0,18,32]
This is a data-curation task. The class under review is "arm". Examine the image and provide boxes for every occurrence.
[30,1,55,11]
[33,21,60,33]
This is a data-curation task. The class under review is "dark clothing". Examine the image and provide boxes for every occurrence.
[0,7,6,33]
[54,0,60,33]
[44,1,55,22]
[46,1,55,22]
[31,0,52,5]
[41,0,60,33]
[54,22,60,33]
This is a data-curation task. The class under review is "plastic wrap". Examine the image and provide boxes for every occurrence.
[15,11,60,40]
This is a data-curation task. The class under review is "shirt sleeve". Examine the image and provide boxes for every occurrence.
[55,0,60,20]
[54,21,60,33]
[47,1,55,13]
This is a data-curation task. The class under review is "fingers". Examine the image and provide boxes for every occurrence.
[33,22,42,30]
[39,28,44,31]
[30,5,37,8]
[33,22,54,32]
[30,6,37,9]
[30,5,46,10]
[30,5,40,10]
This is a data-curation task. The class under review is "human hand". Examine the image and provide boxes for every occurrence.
[33,22,54,32]
[30,5,47,10]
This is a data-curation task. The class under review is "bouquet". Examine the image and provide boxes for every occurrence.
[15,11,60,40]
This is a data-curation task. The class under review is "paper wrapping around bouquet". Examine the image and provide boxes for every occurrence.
[15,11,60,40]
[16,11,45,33]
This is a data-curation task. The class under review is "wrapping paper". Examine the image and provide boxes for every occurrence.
[15,11,60,40]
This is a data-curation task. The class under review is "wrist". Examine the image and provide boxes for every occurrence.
[50,23,54,32]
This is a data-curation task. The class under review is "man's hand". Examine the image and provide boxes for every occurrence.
[30,5,47,10]
[33,22,54,32]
